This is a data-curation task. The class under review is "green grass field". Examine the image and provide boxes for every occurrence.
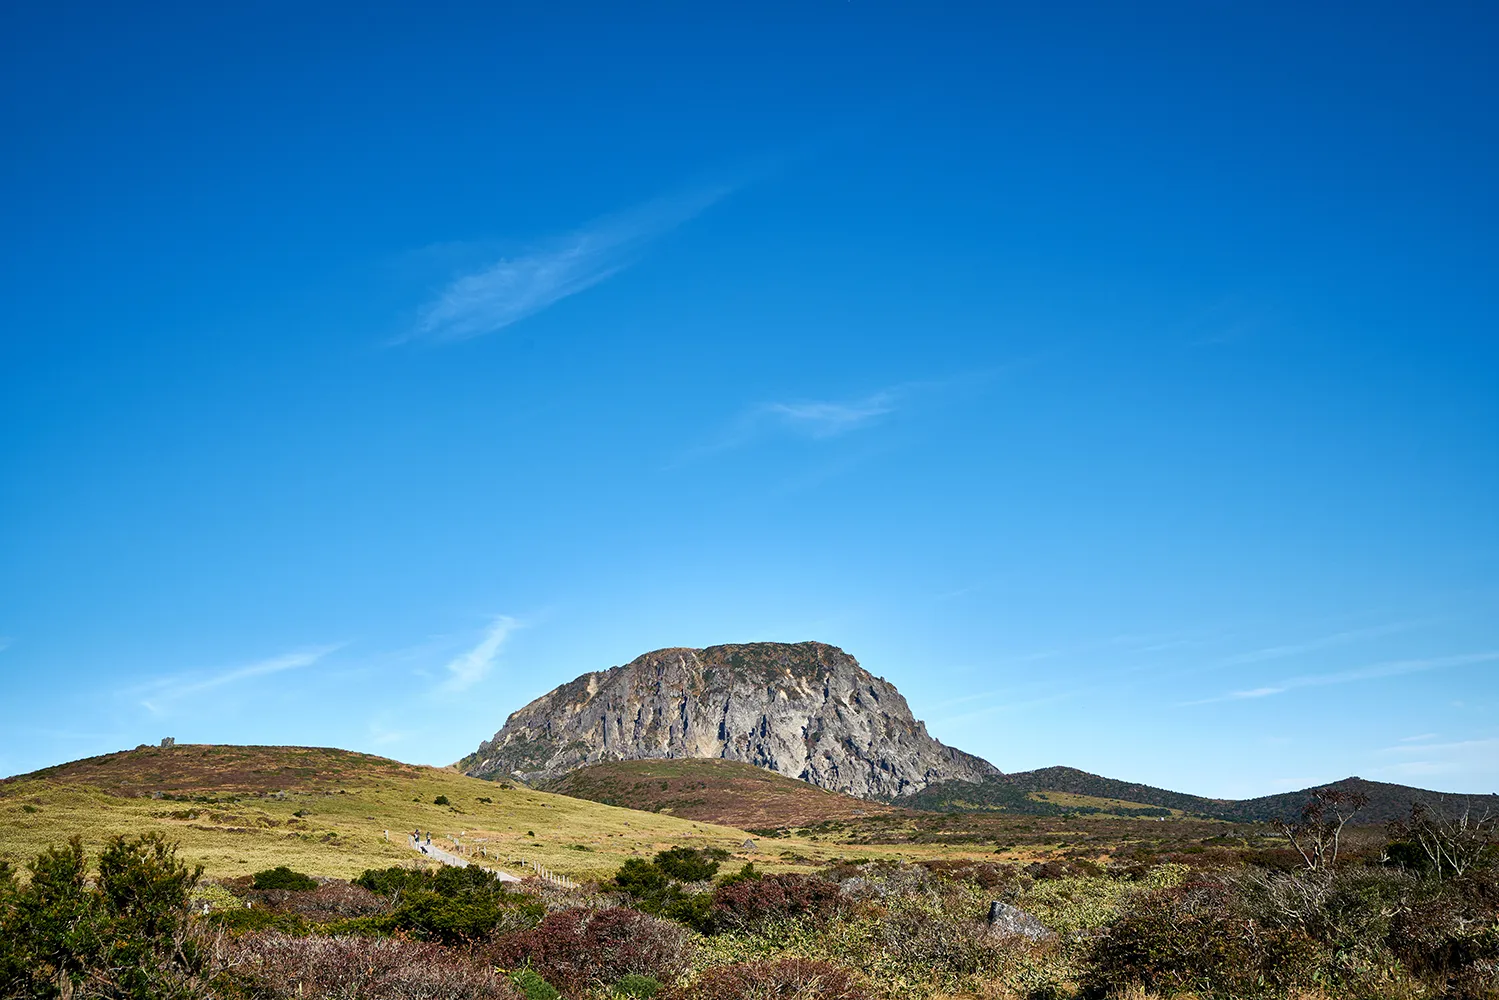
[0,745,765,881]
[1,743,1293,893]
[0,744,1036,882]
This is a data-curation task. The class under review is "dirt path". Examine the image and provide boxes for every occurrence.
[408,835,522,882]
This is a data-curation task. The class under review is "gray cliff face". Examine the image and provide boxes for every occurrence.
[456,641,1000,798]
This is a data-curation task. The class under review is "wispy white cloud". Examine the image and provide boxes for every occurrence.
[0,637,11,653]
[134,645,343,715]
[1373,737,1499,781]
[1180,651,1499,707]
[935,691,1082,727]
[439,616,520,694]
[1216,621,1425,667]
[367,721,413,747]
[669,387,901,465]
[667,364,1023,470]
[1399,733,1439,743]
[759,393,900,438]
[400,188,730,344]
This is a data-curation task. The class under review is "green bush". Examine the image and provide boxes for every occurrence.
[615,972,664,997]
[209,906,312,935]
[613,858,669,896]
[252,865,318,891]
[434,795,451,806]
[510,967,560,1000]
[610,858,715,932]
[0,833,214,999]
[654,846,725,882]
[348,864,543,944]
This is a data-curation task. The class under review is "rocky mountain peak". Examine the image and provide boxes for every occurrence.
[456,641,999,798]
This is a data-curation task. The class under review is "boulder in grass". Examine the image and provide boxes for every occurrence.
[986,900,1055,940]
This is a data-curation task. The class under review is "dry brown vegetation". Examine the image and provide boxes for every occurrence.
[540,758,908,829]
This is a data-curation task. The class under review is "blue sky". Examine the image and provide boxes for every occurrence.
[2,3,1495,798]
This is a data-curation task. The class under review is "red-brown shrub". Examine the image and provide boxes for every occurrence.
[919,859,1022,891]
[684,958,861,1000]
[709,874,841,932]
[247,880,389,921]
[231,932,522,999]
[1082,884,1321,999]
[483,906,692,993]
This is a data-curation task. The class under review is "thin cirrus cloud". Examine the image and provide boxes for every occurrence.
[668,388,899,466]
[759,391,901,438]
[133,644,344,715]
[400,186,731,345]
[438,615,521,694]
[1215,621,1426,667]
[673,366,1019,466]
[1179,650,1499,707]
[1375,737,1499,780]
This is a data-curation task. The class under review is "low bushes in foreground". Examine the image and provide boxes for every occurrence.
[1081,879,1322,999]
[483,906,693,996]
[683,958,862,1000]
[708,873,842,933]
[230,933,522,1000]
[0,833,226,1000]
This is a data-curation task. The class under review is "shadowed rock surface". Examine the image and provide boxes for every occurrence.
[457,641,999,798]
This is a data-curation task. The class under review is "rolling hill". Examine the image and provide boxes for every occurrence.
[0,744,760,881]
[906,768,1499,826]
[539,757,910,830]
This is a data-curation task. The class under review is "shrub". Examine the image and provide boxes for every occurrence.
[685,958,862,1000]
[435,795,451,806]
[1082,881,1320,999]
[609,858,714,931]
[613,858,669,896]
[1386,872,1499,995]
[654,846,726,882]
[232,932,523,999]
[379,887,542,944]
[0,833,221,999]
[347,864,542,943]
[919,859,1023,891]
[484,906,693,994]
[252,865,318,891]
[210,907,313,935]
[510,967,560,1000]
[872,906,1008,980]
[614,972,664,997]
[709,873,841,932]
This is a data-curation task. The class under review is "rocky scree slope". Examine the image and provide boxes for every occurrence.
[457,641,999,798]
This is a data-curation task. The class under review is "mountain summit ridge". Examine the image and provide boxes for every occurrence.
[457,640,999,798]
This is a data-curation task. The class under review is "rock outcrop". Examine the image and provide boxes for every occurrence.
[456,641,999,798]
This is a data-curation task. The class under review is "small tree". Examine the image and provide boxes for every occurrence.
[0,833,209,999]
[1277,787,1369,870]
[1391,798,1496,880]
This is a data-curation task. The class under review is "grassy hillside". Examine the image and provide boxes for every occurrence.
[904,769,1183,818]
[907,767,1499,825]
[0,744,760,881]
[539,757,907,829]
[0,744,1040,884]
